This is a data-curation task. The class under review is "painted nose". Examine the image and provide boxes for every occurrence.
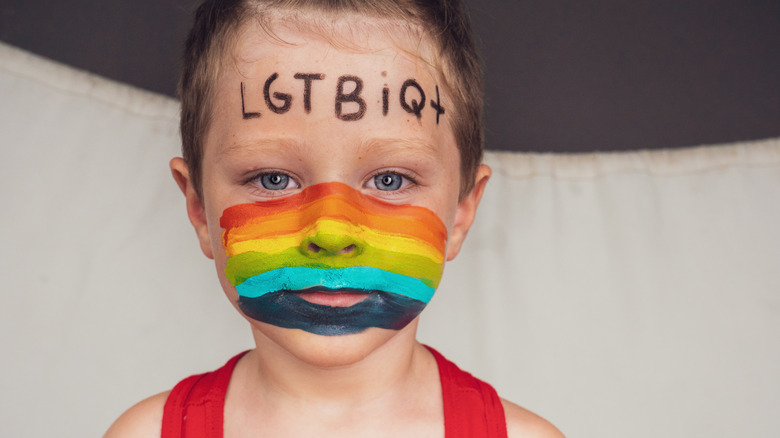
[301,231,362,257]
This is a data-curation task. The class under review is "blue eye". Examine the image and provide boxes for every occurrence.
[260,173,291,190]
[374,173,404,191]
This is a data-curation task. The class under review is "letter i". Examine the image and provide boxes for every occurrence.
[382,85,389,116]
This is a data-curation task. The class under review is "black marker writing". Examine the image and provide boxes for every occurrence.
[241,82,260,119]
[430,85,445,125]
[400,79,425,119]
[263,73,292,114]
[240,73,443,124]
[382,85,389,116]
[294,73,325,113]
[335,75,366,121]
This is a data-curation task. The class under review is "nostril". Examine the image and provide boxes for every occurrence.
[302,237,360,257]
[339,244,357,255]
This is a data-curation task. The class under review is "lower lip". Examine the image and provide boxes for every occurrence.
[296,290,370,307]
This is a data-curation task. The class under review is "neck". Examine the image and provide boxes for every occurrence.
[243,321,431,407]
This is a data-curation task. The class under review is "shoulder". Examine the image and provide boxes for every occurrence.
[103,391,169,438]
[501,398,566,438]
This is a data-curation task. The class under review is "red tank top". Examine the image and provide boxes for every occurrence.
[161,347,507,437]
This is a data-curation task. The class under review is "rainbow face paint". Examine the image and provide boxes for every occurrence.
[220,182,447,335]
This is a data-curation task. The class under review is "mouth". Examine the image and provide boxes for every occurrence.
[237,289,428,335]
[294,288,371,307]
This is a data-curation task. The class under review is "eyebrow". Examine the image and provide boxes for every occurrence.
[216,136,439,162]
[216,137,307,162]
[356,137,439,160]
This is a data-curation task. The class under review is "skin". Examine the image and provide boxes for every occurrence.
[105,17,564,438]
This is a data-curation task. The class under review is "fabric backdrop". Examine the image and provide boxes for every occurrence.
[1,42,778,437]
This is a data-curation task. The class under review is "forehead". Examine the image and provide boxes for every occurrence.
[203,15,455,161]
[230,25,436,88]
[221,15,444,105]
[230,12,439,74]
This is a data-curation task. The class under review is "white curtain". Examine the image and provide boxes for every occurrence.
[1,42,778,437]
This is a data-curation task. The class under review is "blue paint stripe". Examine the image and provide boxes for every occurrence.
[235,266,436,303]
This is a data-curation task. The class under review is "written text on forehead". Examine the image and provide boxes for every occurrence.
[239,71,445,124]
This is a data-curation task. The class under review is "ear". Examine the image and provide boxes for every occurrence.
[446,164,491,261]
[170,157,214,260]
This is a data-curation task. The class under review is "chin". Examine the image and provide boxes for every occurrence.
[248,317,417,368]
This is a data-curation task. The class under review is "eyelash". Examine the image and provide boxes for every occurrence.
[244,169,300,194]
[243,169,420,195]
[366,169,419,192]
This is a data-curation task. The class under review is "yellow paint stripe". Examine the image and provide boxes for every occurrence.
[226,219,444,262]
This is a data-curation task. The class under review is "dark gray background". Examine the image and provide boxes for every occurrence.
[1,0,778,152]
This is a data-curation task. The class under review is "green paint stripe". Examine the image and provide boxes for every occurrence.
[225,247,442,288]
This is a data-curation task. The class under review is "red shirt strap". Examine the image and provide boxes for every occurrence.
[161,352,247,438]
[426,346,508,438]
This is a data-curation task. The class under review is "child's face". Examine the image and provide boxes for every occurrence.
[173,20,488,365]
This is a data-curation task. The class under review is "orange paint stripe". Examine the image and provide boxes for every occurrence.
[224,219,445,262]
[221,182,444,226]
[224,206,445,252]
[220,182,447,250]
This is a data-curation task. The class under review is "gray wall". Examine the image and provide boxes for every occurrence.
[1,0,778,152]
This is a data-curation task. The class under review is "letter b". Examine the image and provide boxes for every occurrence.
[335,75,367,121]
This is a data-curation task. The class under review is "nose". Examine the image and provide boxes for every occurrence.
[301,230,362,257]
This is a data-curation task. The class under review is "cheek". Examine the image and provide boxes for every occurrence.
[438,184,464,239]
[433,136,464,231]
[210,216,240,304]
[207,210,227,259]
[439,187,467,261]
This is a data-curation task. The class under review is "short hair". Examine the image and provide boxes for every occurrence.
[180,0,483,199]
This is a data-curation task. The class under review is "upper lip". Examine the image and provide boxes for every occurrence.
[292,287,370,294]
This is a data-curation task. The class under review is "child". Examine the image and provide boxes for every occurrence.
[106,0,563,436]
